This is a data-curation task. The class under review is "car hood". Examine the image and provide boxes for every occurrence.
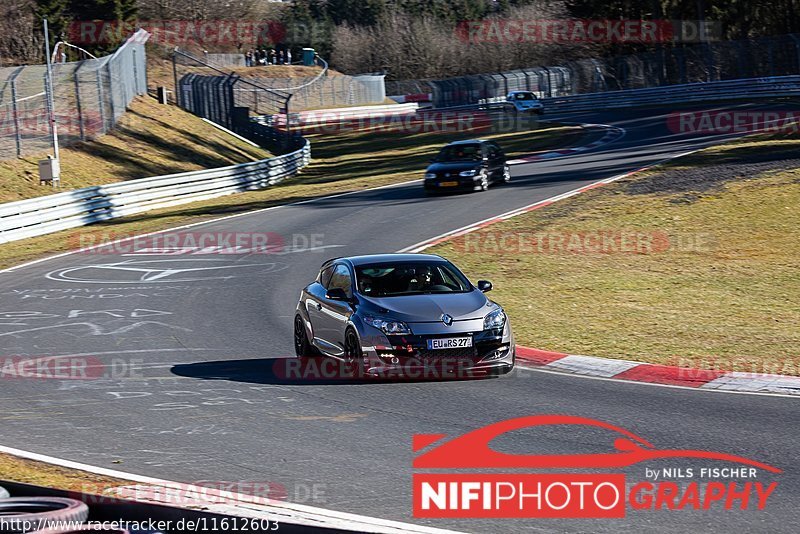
[359,290,492,322]
[513,100,542,108]
[426,161,482,174]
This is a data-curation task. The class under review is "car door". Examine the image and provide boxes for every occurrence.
[486,143,504,180]
[306,264,334,348]
[317,263,355,354]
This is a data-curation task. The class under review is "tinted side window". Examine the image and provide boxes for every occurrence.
[329,265,353,298]
[319,265,335,288]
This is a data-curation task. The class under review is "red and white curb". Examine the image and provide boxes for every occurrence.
[516,347,800,396]
[507,123,625,164]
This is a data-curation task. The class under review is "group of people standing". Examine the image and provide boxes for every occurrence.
[246,48,292,67]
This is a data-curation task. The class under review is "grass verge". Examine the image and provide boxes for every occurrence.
[431,130,800,374]
[0,122,584,270]
[0,96,271,204]
[0,452,128,492]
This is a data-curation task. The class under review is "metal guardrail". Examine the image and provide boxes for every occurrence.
[262,103,419,128]
[539,76,800,113]
[465,76,800,114]
[0,140,311,244]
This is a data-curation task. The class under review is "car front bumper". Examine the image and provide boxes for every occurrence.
[356,321,515,378]
[424,175,485,192]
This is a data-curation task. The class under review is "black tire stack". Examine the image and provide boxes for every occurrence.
[0,486,136,533]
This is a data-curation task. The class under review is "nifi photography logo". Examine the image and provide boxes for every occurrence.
[412,415,781,519]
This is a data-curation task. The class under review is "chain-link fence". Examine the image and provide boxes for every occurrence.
[385,79,433,97]
[174,49,291,118]
[237,73,386,111]
[173,49,386,113]
[175,50,302,154]
[175,53,246,68]
[431,67,572,108]
[566,33,800,93]
[430,33,800,107]
[0,30,149,160]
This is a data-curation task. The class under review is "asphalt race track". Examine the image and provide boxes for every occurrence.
[0,104,797,533]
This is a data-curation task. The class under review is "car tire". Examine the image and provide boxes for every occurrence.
[342,328,365,377]
[479,173,489,192]
[343,328,362,364]
[0,485,8,499]
[502,164,511,184]
[0,497,89,533]
[294,315,321,357]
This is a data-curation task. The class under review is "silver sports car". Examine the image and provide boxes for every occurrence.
[294,253,515,378]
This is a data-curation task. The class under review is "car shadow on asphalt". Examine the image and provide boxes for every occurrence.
[170,357,497,386]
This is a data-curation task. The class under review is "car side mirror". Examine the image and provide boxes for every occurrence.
[477,280,493,293]
[326,287,350,301]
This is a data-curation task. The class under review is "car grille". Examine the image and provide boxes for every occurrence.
[414,347,477,360]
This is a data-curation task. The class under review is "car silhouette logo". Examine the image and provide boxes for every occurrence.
[441,314,453,326]
[412,415,781,472]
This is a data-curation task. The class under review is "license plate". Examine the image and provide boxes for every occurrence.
[427,337,472,350]
[439,181,458,187]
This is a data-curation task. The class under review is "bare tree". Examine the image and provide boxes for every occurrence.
[330,1,602,79]
[0,0,41,66]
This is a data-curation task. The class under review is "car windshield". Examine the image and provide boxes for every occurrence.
[512,92,537,101]
[435,144,482,162]
[355,261,472,297]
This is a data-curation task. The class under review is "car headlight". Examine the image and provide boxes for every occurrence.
[459,169,479,177]
[424,173,437,180]
[483,308,506,330]
[363,316,412,335]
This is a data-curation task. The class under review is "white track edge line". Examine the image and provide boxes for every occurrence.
[0,444,464,533]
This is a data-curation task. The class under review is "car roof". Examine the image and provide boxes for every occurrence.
[445,139,488,146]
[333,253,448,267]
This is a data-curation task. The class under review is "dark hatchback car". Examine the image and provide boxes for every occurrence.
[424,140,510,193]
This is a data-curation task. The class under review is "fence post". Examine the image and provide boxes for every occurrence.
[132,47,139,96]
[74,62,86,141]
[106,61,116,123]
[43,69,55,149]
[9,77,22,157]
[792,34,800,74]
[173,53,180,107]
[95,66,107,131]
